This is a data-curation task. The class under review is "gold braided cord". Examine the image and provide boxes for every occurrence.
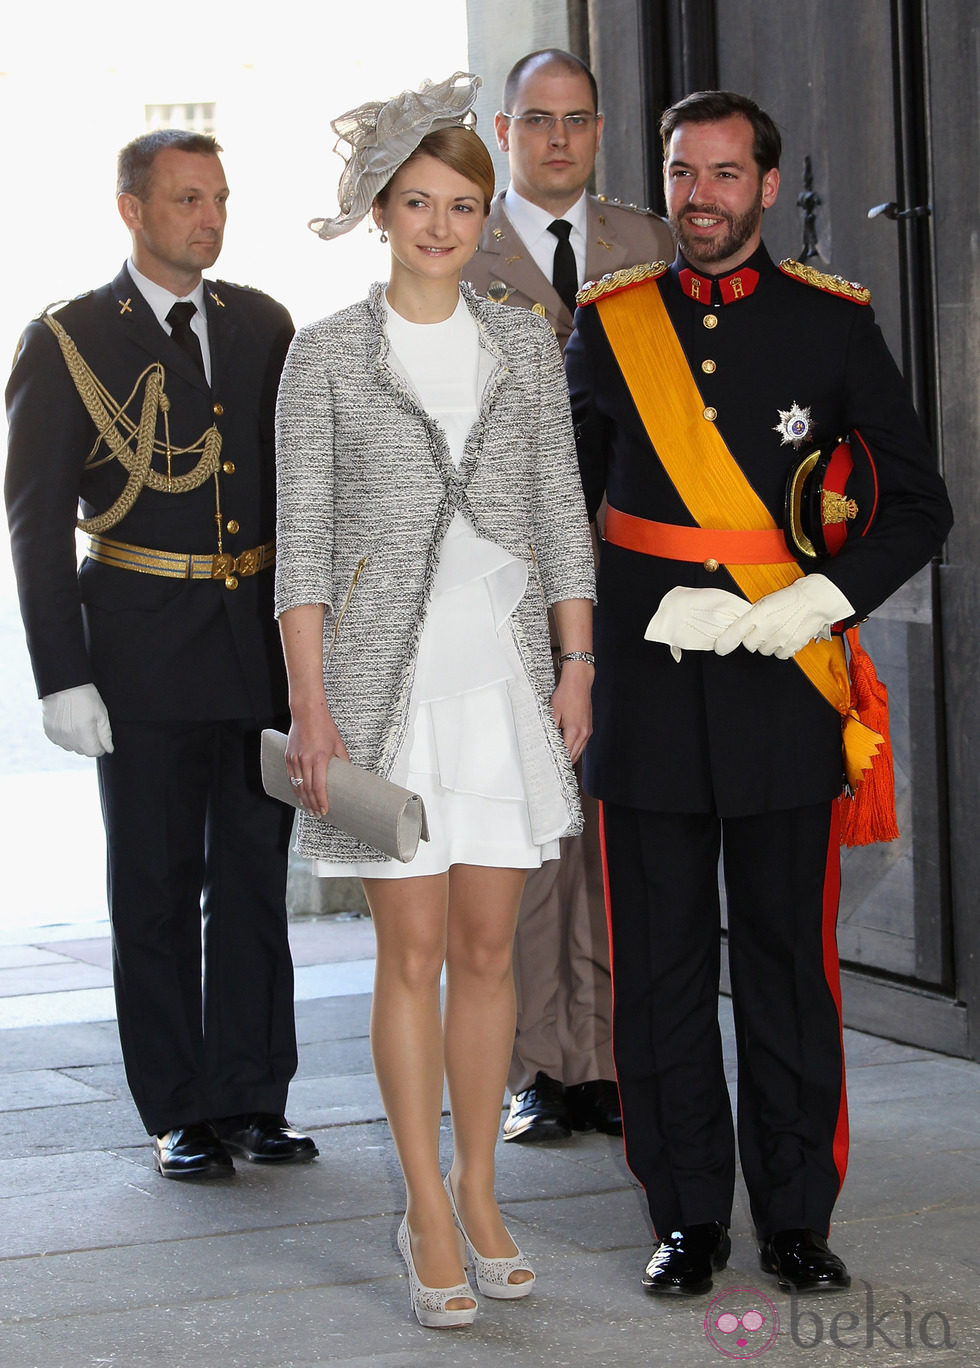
[576,261,669,307]
[778,259,872,304]
[42,313,223,533]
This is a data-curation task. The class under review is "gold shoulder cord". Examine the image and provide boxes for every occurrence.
[576,260,669,307]
[43,313,223,534]
[778,259,872,304]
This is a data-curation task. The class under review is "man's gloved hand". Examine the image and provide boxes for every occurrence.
[41,683,114,756]
[645,586,752,660]
[713,574,854,660]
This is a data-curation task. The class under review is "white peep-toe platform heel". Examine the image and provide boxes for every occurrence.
[397,1215,478,1328]
[444,1173,536,1299]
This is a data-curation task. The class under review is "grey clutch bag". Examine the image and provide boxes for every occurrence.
[260,729,429,863]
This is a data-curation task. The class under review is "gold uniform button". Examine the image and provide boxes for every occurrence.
[703,313,719,329]
[703,406,718,422]
[226,519,240,535]
[701,359,717,374]
[213,402,225,416]
[224,575,239,590]
[222,461,236,475]
[704,558,720,573]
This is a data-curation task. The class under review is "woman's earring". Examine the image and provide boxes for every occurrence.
[379,227,388,244]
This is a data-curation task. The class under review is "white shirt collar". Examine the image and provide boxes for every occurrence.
[501,188,589,289]
[126,261,211,382]
[503,187,588,249]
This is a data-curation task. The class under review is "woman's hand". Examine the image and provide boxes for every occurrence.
[279,603,349,817]
[551,659,593,764]
[285,701,350,818]
[550,597,594,764]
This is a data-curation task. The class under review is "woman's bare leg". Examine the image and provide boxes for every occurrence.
[362,873,474,1308]
[444,863,533,1283]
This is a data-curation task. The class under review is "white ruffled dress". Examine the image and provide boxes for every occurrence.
[313,292,562,880]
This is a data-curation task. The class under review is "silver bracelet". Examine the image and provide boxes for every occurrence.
[559,651,596,666]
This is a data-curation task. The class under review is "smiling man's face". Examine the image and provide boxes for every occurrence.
[664,113,779,274]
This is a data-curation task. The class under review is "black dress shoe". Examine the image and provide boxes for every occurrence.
[641,1222,731,1296]
[503,1072,572,1143]
[153,1123,234,1180]
[564,1078,623,1135]
[759,1229,851,1293]
[212,1113,319,1163]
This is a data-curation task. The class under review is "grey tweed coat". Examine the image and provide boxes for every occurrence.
[275,282,595,862]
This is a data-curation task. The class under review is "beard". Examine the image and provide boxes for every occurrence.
[670,191,763,269]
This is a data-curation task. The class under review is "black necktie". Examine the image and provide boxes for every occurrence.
[166,301,205,374]
[548,219,578,315]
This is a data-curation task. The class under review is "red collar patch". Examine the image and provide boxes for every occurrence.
[679,266,760,305]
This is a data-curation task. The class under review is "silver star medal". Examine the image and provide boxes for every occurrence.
[773,401,813,448]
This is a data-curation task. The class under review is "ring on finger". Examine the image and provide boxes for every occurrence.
[289,775,303,788]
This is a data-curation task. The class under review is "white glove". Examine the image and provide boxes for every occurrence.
[41,683,114,757]
[645,586,753,661]
[713,574,854,660]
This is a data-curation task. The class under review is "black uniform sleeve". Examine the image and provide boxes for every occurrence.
[820,304,953,617]
[5,319,96,698]
[565,310,611,522]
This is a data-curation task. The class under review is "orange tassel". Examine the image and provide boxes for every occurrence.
[838,626,899,847]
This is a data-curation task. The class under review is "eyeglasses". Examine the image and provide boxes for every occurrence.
[499,112,600,134]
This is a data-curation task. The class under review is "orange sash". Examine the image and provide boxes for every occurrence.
[593,278,892,837]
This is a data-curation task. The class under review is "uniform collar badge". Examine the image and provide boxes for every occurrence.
[774,401,814,448]
[679,266,760,305]
[118,298,133,315]
[208,290,225,307]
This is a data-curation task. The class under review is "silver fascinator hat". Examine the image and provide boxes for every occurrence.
[309,71,483,240]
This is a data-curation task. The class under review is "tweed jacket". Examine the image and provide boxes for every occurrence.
[275,282,596,862]
[462,191,674,351]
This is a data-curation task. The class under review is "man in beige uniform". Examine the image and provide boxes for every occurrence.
[463,48,673,1142]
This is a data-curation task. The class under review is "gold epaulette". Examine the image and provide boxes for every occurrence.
[576,261,669,307]
[778,259,871,305]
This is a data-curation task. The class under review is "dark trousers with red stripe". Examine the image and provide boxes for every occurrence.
[600,799,848,1240]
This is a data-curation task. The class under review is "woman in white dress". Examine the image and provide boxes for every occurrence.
[275,75,595,1328]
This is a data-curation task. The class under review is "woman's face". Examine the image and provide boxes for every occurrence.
[373,154,486,285]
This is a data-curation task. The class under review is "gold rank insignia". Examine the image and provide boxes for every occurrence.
[778,259,872,304]
[118,298,133,315]
[208,290,225,307]
[576,261,668,307]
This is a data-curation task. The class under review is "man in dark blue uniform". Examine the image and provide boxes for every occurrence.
[566,91,952,1295]
[5,130,317,1178]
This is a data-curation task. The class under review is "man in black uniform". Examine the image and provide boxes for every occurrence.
[566,92,952,1294]
[5,130,316,1178]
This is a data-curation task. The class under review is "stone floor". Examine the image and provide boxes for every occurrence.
[1,879,979,1367]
